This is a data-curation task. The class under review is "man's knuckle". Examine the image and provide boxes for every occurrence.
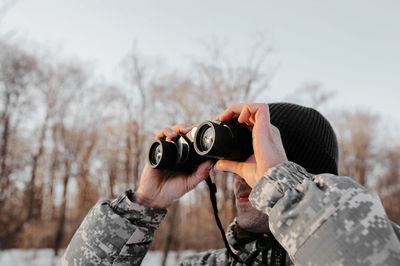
[259,103,269,111]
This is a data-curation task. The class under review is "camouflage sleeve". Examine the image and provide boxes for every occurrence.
[249,162,400,266]
[60,190,167,266]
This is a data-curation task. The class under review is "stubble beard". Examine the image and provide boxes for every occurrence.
[236,201,270,233]
[234,174,270,233]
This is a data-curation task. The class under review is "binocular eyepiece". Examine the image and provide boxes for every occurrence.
[148,120,253,173]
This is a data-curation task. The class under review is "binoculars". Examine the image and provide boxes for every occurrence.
[148,120,253,173]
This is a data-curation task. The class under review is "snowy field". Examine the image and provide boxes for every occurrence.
[0,249,196,266]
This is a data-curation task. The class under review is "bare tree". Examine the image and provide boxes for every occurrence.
[376,146,400,223]
[53,123,75,255]
[335,111,379,187]
[44,62,91,255]
[119,44,166,190]
[0,41,39,247]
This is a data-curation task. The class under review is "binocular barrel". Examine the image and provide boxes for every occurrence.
[148,139,177,169]
[148,120,253,173]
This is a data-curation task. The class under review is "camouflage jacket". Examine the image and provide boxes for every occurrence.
[61,162,400,265]
[178,219,292,265]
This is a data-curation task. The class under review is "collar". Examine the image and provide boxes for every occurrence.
[226,218,281,264]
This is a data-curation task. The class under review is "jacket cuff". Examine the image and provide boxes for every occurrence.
[109,190,167,230]
[249,162,311,215]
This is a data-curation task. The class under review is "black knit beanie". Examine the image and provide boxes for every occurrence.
[268,103,339,175]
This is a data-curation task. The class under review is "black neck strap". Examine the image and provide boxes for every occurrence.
[205,176,241,263]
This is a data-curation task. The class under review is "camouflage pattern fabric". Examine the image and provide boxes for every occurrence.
[179,219,292,265]
[60,190,166,266]
[61,162,400,265]
[250,162,400,265]
[60,194,290,265]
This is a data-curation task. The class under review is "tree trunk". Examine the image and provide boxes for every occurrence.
[54,160,71,256]
[124,121,133,188]
[76,134,96,216]
[108,165,116,198]
[0,114,10,198]
[48,124,60,220]
[132,123,141,190]
[27,114,49,221]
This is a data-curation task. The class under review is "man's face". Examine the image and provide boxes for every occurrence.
[234,174,270,233]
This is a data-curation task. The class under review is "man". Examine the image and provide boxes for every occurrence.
[61,103,400,265]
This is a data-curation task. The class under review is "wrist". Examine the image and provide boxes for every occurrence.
[134,191,149,206]
[134,191,167,209]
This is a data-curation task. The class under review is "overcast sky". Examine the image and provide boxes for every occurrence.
[2,0,400,123]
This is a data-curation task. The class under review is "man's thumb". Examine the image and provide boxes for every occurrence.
[214,159,242,176]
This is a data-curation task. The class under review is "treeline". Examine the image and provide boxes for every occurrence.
[0,37,399,259]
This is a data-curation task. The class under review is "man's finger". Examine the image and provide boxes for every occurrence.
[238,105,251,124]
[155,128,177,140]
[217,103,270,126]
[217,103,245,121]
[171,124,191,134]
[186,161,213,191]
[155,124,191,140]
[254,103,271,127]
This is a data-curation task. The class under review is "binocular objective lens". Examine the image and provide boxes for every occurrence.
[200,127,214,151]
[154,144,163,164]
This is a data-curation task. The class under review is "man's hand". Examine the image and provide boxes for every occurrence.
[136,124,212,209]
[214,103,288,187]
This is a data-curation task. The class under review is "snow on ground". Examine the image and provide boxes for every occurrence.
[0,249,197,266]
[142,250,197,265]
[0,249,61,266]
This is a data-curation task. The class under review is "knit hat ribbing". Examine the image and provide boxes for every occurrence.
[268,103,339,175]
